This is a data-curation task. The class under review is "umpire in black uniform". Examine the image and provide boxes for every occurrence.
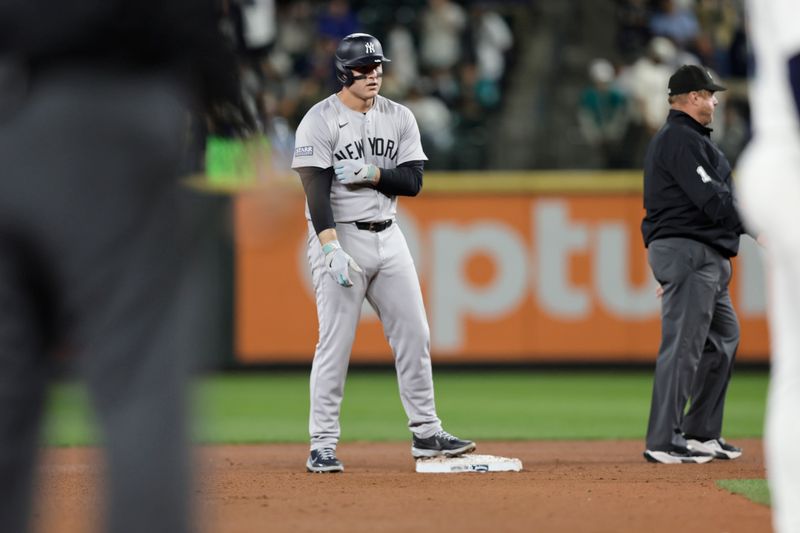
[642,65,750,464]
[0,1,246,532]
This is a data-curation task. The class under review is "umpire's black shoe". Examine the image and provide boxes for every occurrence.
[412,430,476,458]
[685,436,743,460]
[306,447,344,473]
[643,442,715,464]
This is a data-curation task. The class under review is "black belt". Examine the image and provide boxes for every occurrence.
[354,220,393,232]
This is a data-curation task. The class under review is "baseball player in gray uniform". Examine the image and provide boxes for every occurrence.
[292,33,475,473]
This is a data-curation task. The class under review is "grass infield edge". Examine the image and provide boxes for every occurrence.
[716,479,771,507]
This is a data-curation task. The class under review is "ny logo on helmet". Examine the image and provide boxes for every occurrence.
[365,42,376,54]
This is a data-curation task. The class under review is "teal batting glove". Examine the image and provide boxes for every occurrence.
[322,240,363,287]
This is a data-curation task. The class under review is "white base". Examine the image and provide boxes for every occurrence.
[415,454,523,473]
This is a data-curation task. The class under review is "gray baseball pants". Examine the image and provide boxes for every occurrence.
[645,237,740,451]
[306,221,442,450]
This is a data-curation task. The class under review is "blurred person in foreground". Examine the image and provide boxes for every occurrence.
[736,2,800,531]
[0,1,246,532]
[641,65,751,464]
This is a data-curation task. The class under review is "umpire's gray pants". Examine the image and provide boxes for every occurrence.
[645,238,740,451]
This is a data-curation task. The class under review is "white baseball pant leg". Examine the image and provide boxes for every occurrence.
[739,140,800,533]
[363,223,441,438]
[307,223,367,451]
[307,221,441,450]
[766,243,800,533]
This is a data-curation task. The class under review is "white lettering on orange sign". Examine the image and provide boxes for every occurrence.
[297,200,766,352]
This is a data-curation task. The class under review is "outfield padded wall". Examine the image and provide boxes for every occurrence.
[234,171,768,364]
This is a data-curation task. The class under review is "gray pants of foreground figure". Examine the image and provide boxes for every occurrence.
[0,66,194,533]
[645,238,740,451]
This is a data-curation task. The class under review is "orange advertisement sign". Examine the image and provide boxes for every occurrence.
[235,191,768,364]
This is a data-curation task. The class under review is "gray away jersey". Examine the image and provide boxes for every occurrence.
[292,94,427,222]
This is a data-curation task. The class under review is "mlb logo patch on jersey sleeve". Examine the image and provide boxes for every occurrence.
[295,146,314,157]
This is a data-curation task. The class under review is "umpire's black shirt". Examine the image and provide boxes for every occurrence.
[642,109,746,258]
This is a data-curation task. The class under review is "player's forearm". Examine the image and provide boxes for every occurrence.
[375,160,424,197]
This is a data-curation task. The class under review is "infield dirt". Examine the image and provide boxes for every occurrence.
[34,439,771,533]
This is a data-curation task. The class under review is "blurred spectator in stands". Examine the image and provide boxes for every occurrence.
[429,70,463,109]
[381,9,420,100]
[618,37,676,165]
[315,0,357,97]
[717,96,750,166]
[419,0,469,110]
[273,1,316,77]
[726,17,748,78]
[310,36,341,94]
[578,59,631,168]
[317,0,359,41]
[229,0,276,62]
[419,0,468,73]
[403,80,456,169]
[204,0,530,171]
[695,0,741,75]
[460,61,500,111]
[455,64,491,169]
[615,0,652,63]
[219,0,278,136]
[649,0,701,51]
[281,42,333,128]
[471,4,514,102]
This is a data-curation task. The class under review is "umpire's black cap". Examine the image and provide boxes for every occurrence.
[668,65,727,95]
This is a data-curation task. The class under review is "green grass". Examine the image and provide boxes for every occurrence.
[717,479,771,506]
[42,369,769,446]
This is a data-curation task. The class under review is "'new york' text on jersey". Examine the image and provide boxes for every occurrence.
[291,94,427,223]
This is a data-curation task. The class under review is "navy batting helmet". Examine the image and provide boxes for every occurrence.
[335,33,391,86]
